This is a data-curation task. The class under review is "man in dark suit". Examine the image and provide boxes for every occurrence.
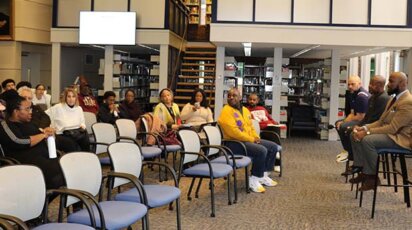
[350,72,412,191]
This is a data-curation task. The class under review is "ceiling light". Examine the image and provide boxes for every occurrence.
[290,45,320,58]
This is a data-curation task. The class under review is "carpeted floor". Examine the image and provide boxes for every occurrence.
[50,137,412,229]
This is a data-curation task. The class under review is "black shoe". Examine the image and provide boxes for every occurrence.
[359,175,381,191]
[341,166,362,176]
[349,173,365,184]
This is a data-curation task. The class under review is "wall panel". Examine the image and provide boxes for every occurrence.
[255,0,292,23]
[332,0,368,25]
[130,0,164,28]
[57,0,91,27]
[294,0,330,23]
[217,0,253,22]
[371,0,407,25]
[94,0,128,11]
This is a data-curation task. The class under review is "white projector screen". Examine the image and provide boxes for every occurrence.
[79,11,136,45]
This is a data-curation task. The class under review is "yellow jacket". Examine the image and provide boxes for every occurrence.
[153,103,180,128]
[218,105,259,142]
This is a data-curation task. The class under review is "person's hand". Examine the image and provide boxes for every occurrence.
[352,129,367,142]
[109,104,119,113]
[171,124,180,131]
[336,121,343,129]
[42,127,55,138]
[254,137,261,144]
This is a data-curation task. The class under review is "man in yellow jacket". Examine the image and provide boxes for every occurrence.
[218,88,281,193]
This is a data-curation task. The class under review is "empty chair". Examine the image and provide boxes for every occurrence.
[178,129,233,217]
[108,142,181,229]
[91,123,118,165]
[59,152,149,229]
[0,165,96,229]
[288,105,318,137]
[83,111,97,141]
[203,125,252,201]
[252,119,283,176]
[115,118,162,160]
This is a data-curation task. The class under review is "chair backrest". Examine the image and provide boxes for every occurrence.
[178,129,201,164]
[116,119,137,142]
[83,112,97,135]
[202,126,222,156]
[141,117,149,132]
[108,142,143,188]
[92,123,117,154]
[252,119,261,135]
[60,152,102,206]
[0,165,46,221]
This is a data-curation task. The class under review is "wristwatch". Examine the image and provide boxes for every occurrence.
[366,131,371,135]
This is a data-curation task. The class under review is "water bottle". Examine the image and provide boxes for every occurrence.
[47,136,57,159]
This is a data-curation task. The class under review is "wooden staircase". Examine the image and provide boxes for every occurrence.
[175,43,216,108]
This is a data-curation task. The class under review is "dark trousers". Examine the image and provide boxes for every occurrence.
[225,139,280,177]
[337,120,360,160]
[56,134,90,153]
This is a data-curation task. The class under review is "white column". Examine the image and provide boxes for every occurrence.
[349,57,359,76]
[406,48,412,91]
[375,52,390,78]
[103,45,113,91]
[214,46,225,120]
[329,49,340,141]
[159,44,169,90]
[360,55,372,87]
[51,42,61,104]
[393,50,401,72]
[272,48,282,122]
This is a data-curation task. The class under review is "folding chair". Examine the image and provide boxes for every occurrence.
[91,123,118,165]
[83,111,97,142]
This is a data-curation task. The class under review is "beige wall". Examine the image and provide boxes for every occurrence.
[217,0,253,22]
[255,0,291,23]
[294,0,330,23]
[94,0,128,11]
[332,0,368,25]
[130,0,164,28]
[57,0,91,27]
[0,41,22,83]
[14,0,52,44]
[21,43,51,88]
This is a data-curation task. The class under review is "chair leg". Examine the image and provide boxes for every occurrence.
[245,167,250,193]
[359,189,363,208]
[210,178,216,217]
[350,173,354,191]
[391,154,398,193]
[187,178,196,201]
[371,156,381,219]
[227,173,232,205]
[195,178,203,198]
[399,154,410,207]
[142,212,149,230]
[233,168,238,203]
[381,155,387,180]
[385,153,391,186]
[176,198,181,230]
[355,181,359,199]
[345,161,350,183]
[279,153,282,177]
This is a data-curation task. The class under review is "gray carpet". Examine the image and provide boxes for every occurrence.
[50,137,412,229]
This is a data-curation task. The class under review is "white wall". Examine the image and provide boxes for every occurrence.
[130,0,165,28]
[255,0,291,23]
[217,0,253,21]
[94,0,128,11]
[293,0,330,23]
[371,0,408,25]
[332,0,368,25]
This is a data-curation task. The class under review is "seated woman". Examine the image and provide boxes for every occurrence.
[180,88,213,127]
[46,88,90,152]
[153,88,181,131]
[32,84,51,111]
[119,89,143,121]
[0,90,64,190]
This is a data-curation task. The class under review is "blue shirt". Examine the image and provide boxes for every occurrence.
[349,87,370,115]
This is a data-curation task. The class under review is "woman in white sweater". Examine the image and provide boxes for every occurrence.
[46,87,89,152]
[180,88,213,127]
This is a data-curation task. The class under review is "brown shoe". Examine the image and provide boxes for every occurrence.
[348,173,365,184]
[359,175,381,192]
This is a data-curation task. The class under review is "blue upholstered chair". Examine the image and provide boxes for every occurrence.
[0,165,96,229]
[177,129,233,217]
[107,142,181,229]
[59,152,149,229]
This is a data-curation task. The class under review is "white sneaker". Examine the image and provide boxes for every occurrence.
[276,151,281,160]
[336,150,348,163]
[259,174,278,187]
[274,166,281,173]
[249,176,266,193]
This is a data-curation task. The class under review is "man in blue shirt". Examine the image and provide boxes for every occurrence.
[336,75,370,163]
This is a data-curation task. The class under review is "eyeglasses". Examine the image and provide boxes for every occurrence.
[19,106,32,112]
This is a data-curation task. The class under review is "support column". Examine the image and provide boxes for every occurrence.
[349,57,359,76]
[393,50,401,72]
[103,45,114,91]
[214,46,225,120]
[360,55,372,87]
[272,48,282,122]
[51,42,61,104]
[329,49,340,141]
[159,44,169,90]
[406,48,412,90]
[375,52,390,78]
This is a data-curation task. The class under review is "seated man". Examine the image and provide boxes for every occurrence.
[336,75,370,163]
[97,91,126,124]
[340,75,390,175]
[350,72,412,191]
[246,93,278,130]
[1,78,16,92]
[218,88,281,193]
